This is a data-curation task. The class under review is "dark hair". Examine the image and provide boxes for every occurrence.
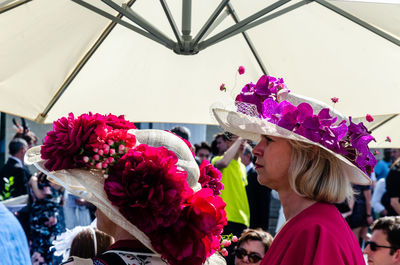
[243,144,253,158]
[214,132,229,142]
[9,138,28,156]
[195,142,211,154]
[383,149,392,162]
[70,228,114,258]
[237,228,273,254]
[371,216,400,255]
[170,126,191,141]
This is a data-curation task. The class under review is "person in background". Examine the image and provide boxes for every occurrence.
[0,201,31,265]
[212,132,249,265]
[364,216,400,265]
[29,172,64,265]
[195,141,212,163]
[234,228,273,265]
[386,156,400,216]
[171,126,191,141]
[372,177,388,217]
[345,183,373,246]
[0,138,30,199]
[240,144,271,231]
[374,149,392,180]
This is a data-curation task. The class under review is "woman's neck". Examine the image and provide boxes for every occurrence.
[278,189,316,221]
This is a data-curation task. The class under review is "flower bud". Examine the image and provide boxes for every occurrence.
[93,148,99,153]
[95,162,102,169]
[98,149,104,156]
[83,156,89,163]
[232,236,238,242]
[110,149,116,155]
[93,154,100,161]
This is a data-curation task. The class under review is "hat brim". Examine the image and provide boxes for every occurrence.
[212,107,371,186]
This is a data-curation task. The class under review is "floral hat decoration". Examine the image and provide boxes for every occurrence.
[212,74,377,185]
[25,113,227,265]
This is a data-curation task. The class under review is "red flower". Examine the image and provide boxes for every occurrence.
[366,114,374,122]
[150,188,227,265]
[238,66,245,75]
[41,113,105,171]
[386,136,392,143]
[220,83,226,92]
[198,160,224,195]
[97,113,137,130]
[104,145,193,234]
[331,97,339,103]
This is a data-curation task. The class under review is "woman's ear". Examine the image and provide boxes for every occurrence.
[393,249,400,262]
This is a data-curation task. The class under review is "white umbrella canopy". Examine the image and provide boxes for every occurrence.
[355,114,400,148]
[0,0,399,124]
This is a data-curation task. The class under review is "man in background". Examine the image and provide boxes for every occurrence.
[364,216,400,265]
[0,138,30,200]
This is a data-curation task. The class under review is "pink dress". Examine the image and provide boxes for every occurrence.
[261,202,365,265]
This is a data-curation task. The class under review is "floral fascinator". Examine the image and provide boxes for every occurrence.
[25,113,227,265]
[212,75,376,185]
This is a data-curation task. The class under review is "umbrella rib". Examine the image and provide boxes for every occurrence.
[198,0,294,50]
[369,114,399,132]
[159,0,183,50]
[72,0,168,47]
[101,0,176,49]
[0,0,30,14]
[226,3,268,76]
[37,0,147,123]
[191,0,230,49]
[315,0,400,47]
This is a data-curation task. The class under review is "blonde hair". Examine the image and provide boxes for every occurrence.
[287,140,353,203]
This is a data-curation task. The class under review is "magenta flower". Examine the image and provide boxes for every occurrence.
[219,83,226,92]
[366,114,374,122]
[386,136,392,142]
[331,97,339,103]
[238,66,245,75]
[105,145,193,234]
[233,74,377,174]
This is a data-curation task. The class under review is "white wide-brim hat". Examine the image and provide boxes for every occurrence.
[211,92,372,186]
[25,129,201,254]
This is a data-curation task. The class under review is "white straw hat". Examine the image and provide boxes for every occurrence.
[211,75,376,185]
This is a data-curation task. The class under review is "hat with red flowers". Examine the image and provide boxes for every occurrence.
[211,75,376,185]
[25,113,227,265]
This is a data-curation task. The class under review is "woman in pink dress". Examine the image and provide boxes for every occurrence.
[212,74,376,265]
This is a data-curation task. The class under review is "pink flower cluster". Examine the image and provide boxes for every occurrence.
[198,160,224,195]
[235,75,377,174]
[105,145,227,265]
[41,113,136,171]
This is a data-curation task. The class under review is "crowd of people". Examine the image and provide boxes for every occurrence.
[0,73,400,265]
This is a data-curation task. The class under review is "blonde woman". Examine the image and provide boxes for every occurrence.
[212,75,376,265]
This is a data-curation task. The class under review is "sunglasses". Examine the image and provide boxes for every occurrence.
[366,241,395,251]
[235,248,263,263]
